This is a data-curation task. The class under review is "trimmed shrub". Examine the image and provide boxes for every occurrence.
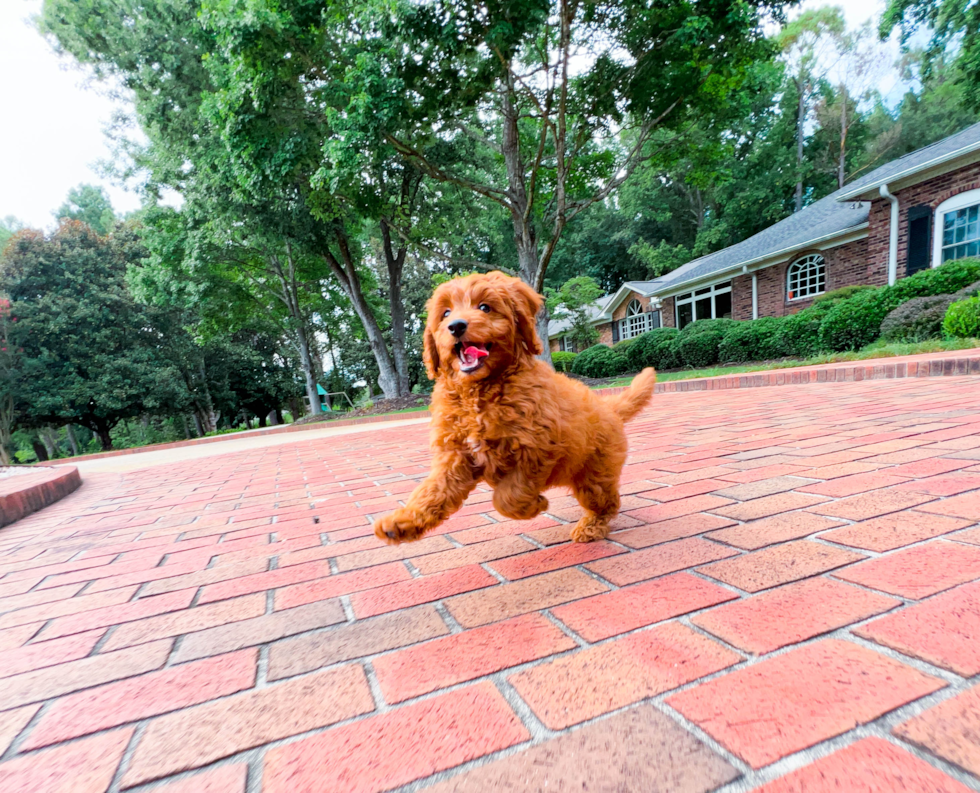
[944,296,980,339]
[625,327,680,371]
[818,289,892,351]
[812,284,875,305]
[879,295,957,342]
[678,317,735,337]
[678,328,726,367]
[570,344,628,378]
[551,351,577,373]
[718,317,785,363]
[888,258,980,303]
[774,303,832,358]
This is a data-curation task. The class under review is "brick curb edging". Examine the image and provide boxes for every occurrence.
[0,466,82,528]
[46,351,980,464]
[591,353,980,396]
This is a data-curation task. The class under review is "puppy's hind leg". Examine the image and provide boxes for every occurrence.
[570,449,625,543]
[492,474,549,521]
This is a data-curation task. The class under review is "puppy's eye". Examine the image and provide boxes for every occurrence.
[478,303,491,313]
[442,309,451,319]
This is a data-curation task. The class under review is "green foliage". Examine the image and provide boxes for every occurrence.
[888,259,980,302]
[679,318,736,338]
[54,185,116,235]
[628,239,692,279]
[817,289,891,351]
[718,317,786,363]
[943,297,980,338]
[625,328,681,371]
[1,221,189,449]
[812,285,876,305]
[773,304,831,357]
[879,295,957,342]
[678,328,726,368]
[546,276,604,352]
[570,345,628,379]
[551,351,578,373]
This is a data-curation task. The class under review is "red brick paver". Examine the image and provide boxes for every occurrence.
[1,374,979,791]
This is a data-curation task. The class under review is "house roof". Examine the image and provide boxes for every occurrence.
[547,122,980,336]
[837,121,980,201]
[547,296,609,338]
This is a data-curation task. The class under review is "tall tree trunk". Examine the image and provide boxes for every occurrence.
[66,424,81,456]
[193,413,205,437]
[93,421,113,451]
[272,245,321,415]
[40,428,58,459]
[838,86,847,189]
[795,77,806,212]
[32,439,49,462]
[380,219,410,395]
[321,232,402,399]
[295,323,321,416]
[0,394,13,466]
[180,414,191,440]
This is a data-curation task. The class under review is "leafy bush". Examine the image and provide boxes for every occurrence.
[625,328,680,371]
[812,285,875,305]
[818,289,892,351]
[889,258,980,303]
[944,296,980,339]
[718,317,785,363]
[880,295,957,342]
[551,351,577,373]
[774,303,833,357]
[570,344,628,378]
[678,327,726,367]
[678,318,735,337]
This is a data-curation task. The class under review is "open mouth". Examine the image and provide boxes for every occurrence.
[455,341,492,373]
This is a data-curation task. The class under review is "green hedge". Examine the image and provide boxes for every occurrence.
[551,351,577,372]
[944,296,980,338]
[570,344,627,378]
[562,259,980,378]
[718,316,785,363]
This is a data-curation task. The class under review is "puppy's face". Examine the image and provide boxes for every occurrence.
[423,271,543,382]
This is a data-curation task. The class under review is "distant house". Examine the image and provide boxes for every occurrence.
[549,123,980,352]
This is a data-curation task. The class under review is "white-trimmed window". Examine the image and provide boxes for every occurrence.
[557,336,576,353]
[617,299,659,340]
[786,254,826,301]
[935,190,980,265]
[674,281,732,330]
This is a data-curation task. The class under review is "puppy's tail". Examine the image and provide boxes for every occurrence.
[605,367,657,423]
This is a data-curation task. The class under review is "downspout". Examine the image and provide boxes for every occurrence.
[743,264,759,320]
[879,184,899,286]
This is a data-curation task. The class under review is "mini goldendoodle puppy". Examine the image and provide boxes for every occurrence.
[374,271,656,544]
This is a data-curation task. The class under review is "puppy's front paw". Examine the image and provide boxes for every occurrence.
[570,515,610,543]
[374,510,424,545]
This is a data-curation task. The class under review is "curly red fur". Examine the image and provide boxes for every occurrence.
[374,271,656,544]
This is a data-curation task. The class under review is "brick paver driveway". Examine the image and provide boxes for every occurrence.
[2,377,980,792]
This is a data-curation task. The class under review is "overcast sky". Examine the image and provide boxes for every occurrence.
[0,0,902,230]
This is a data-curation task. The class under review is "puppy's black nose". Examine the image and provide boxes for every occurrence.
[448,319,468,338]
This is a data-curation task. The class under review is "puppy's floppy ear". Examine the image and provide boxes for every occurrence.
[510,278,544,356]
[422,292,442,379]
[423,326,439,379]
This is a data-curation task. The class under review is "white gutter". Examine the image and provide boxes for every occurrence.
[879,184,899,286]
[751,273,759,320]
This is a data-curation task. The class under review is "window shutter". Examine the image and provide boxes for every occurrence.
[612,319,620,343]
[906,205,932,277]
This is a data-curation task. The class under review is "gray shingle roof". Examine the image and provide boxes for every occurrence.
[839,121,980,200]
[547,296,609,337]
[648,122,980,293]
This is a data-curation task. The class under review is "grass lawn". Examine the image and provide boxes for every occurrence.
[602,337,980,388]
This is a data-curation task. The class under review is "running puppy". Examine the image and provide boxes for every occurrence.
[374,271,656,544]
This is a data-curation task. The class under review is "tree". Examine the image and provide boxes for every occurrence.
[0,217,23,252]
[881,0,980,111]
[1,221,188,450]
[328,0,791,361]
[777,6,846,211]
[546,276,603,351]
[54,184,117,235]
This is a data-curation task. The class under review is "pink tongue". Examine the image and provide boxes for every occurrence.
[464,346,489,359]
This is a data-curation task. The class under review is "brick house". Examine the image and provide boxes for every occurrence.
[549,123,980,352]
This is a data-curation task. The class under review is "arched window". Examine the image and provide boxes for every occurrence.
[786,254,826,301]
[620,299,648,340]
[934,188,980,266]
